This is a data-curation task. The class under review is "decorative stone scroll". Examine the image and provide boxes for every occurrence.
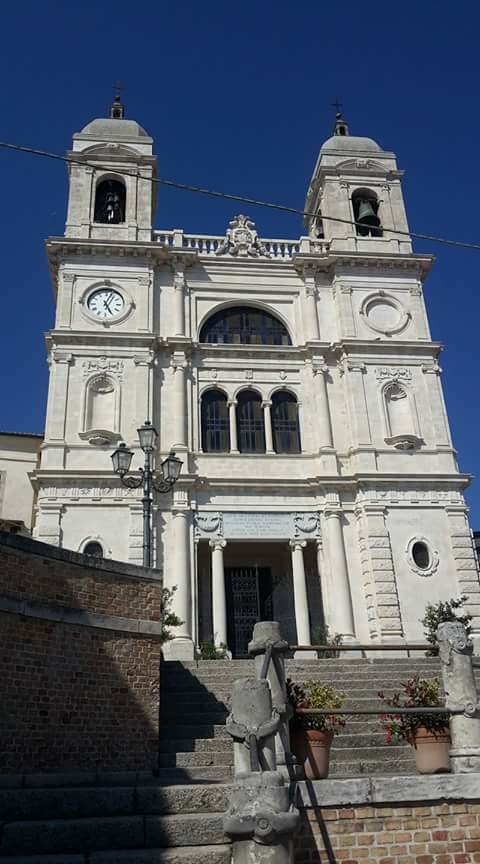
[216,214,272,258]
[375,366,412,381]
[82,357,124,380]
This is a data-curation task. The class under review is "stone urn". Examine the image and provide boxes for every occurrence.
[411,726,451,774]
[291,729,334,779]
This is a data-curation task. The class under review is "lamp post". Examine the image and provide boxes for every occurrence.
[111,420,183,568]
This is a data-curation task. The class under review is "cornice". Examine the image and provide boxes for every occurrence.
[331,340,443,360]
[46,237,198,294]
[45,330,158,352]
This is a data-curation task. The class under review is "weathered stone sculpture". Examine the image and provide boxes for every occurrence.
[223,624,299,864]
[437,621,480,773]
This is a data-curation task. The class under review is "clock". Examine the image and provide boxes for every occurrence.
[87,288,125,319]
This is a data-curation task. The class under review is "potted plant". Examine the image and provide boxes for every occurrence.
[378,674,450,774]
[287,679,346,779]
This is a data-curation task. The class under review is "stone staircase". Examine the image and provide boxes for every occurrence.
[2,655,476,861]
[157,656,449,783]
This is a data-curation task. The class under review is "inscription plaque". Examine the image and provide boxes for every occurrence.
[223,511,292,539]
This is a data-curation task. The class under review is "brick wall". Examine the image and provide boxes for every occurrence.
[0,532,162,773]
[296,802,480,864]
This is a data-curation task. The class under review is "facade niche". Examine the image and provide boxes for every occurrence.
[352,188,382,237]
[80,373,120,446]
[383,382,423,450]
[94,178,126,224]
[201,390,230,452]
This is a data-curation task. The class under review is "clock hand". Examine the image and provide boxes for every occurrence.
[103,298,113,314]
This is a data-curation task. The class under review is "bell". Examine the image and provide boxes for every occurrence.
[356,199,381,235]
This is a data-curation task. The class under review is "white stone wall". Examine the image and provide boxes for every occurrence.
[32,115,480,657]
[0,434,41,530]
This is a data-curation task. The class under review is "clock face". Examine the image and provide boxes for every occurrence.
[87,288,125,319]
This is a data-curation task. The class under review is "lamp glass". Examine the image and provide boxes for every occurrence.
[111,442,133,475]
[137,420,158,452]
[162,451,183,483]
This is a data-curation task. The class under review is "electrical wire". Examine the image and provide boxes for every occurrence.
[1,138,480,252]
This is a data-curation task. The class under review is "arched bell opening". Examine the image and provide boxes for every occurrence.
[352,188,382,237]
[94,178,126,225]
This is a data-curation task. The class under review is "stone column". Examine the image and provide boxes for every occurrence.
[228,400,239,453]
[422,362,451,447]
[210,538,228,649]
[302,264,320,341]
[437,621,480,773]
[45,350,73,441]
[312,360,334,449]
[33,502,64,546]
[316,537,330,631]
[170,351,188,450]
[168,507,194,660]
[289,540,314,657]
[342,359,371,446]
[263,400,275,454]
[173,267,186,337]
[324,508,355,640]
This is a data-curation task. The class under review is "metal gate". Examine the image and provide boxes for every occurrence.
[225,566,273,658]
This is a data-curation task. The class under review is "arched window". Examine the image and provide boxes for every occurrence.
[352,189,382,237]
[83,541,103,558]
[201,390,230,452]
[272,392,301,454]
[236,390,265,453]
[94,178,126,224]
[200,306,291,346]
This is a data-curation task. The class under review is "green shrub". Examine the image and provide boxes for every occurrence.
[420,595,472,655]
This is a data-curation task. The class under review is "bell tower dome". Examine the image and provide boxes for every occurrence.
[305,112,411,254]
[65,95,157,242]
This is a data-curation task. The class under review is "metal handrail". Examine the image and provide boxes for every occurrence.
[290,643,432,653]
[296,707,458,716]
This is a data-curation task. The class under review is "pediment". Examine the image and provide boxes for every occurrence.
[335,158,388,174]
[81,143,140,159]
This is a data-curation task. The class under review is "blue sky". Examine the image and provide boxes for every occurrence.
[1,1,480,520]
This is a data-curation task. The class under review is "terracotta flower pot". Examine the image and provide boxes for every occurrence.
[291,729,334,779]
[411,726,451,774]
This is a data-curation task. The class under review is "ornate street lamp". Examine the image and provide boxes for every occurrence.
[111,420,183,568]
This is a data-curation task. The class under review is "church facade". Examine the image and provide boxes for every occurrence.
[32,101,480,658]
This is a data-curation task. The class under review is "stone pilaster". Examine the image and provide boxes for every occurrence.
[355,505,403,641]
[446,506,480,630]
[333,283,356,338]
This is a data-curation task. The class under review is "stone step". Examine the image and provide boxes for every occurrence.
[0,785,231,822]
[163,664,444,682]
[158,752,234,769]
[0,814,228,856]
[0,848,233,864]
[159,725,230,741]
[160,682,437,703]
[158,729,395,755]
[90,845,232,864]
[156,768,232,785]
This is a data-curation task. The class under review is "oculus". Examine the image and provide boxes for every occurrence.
[360,292,410,336]
[406,535,439,577]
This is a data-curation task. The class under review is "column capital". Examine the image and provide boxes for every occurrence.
[209,538,227,551]
[261,399,272,408]
[227,399,238,407]
[323,507,343,521]
[289,539,306,551]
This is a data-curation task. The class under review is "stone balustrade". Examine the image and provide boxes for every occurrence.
[153,229,328,259]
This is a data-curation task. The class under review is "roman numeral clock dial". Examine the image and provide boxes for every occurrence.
[87,288,125,319]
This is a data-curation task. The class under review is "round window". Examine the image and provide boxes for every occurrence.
[412,540,430,570]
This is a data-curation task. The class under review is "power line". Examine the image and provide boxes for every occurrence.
[1,138,480,252]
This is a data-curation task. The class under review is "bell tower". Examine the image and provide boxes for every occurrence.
[65,94,157,242]
[304,112,411,255]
